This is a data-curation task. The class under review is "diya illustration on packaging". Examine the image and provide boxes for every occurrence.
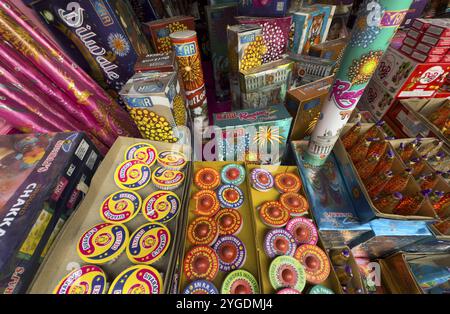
[305,0,414,166]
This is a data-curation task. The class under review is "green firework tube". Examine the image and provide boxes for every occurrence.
[305,0,413,166]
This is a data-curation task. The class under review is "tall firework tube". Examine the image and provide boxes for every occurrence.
[305,0,413,166]
[170,30,208,127]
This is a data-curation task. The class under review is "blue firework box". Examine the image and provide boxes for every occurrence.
[291,141,372,248]
[238,0,290,17]
[30,0,151,94]
[213,105,292,164]
[291,4,335,54]
[0,132,100,294]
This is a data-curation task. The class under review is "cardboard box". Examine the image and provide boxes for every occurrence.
[143,16,196,53]
[288,53,337,88]
[400,44,414,56]
[410,51,443,63]
[134,52,177,73]
[237,0,290,17]
[358,79,396,120]
[239,59,293,109]
[308,37,348,62]
[286,76,334,141]
[292,141,372,249]
[412,18,450,36]
[407,28,422,41]
[291,4,336,54]
[403,36,418,48]
[213,105,292,164]
[227,24,264,74]
[420,34,450,47]
[403,225,450,254]
[0,132,100,294]
[28,137,192,294]
[415,43,450,56]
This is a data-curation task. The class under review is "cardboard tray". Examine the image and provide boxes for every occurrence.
[28,137,192,294]
[177,161,260,293]
[245,164,343,294]
[334,123,437,222]
[329,246,366,294]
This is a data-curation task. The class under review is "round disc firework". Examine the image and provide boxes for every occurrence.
[124,142,157,167]
[274,173,302,193]
[77,223,129,264]
[53,265,107,294]
[259,201,290,228]
[250,168,274,191]
[308,285,334,294]
[285,217,318,246]
[183,280,219,294]
[221,270,260,294]
[157,150,187,170]
[279,193,309,216]
[294,244,330,284]
[264,229,296,258]
[142,191,180,223]
[217,184,244,209]
[152,167,185,191]
[213,235,246,272]
[127,223,171,265]
[193,190,220,216]
[187,216,219,246]
[194,167,221,190]
[214,208,243,236]
[114,159,151,191]
[100,190,142,224]
[277,288,301,294]
[221,164,246,186]
[108,265,163,294]
[269,256,306,292]
[183,245,219,281]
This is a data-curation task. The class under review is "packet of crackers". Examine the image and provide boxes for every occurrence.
[120,71,187,143]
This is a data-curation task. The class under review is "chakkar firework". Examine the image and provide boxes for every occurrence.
[170,30,208,127]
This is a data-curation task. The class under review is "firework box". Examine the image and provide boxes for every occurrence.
[31,0,151,95]
[349,219,432,259]
[412,18,450,37]
[286,76,334,141]
[237,0,290,17]
[401,0,429,27]
[177,161,260,293]
[239,58,294,109]
[143,16,195,53]
[245,163,343,294]
[406,28,422,41]
[415,43,450,56]
[128,0,160,23]
[334,123,438,223]
[120,71,188,144]
[227,24,264,74]
[206,4,238,100]
[28,137,192,294]
[291,141,372,248]
[358,78,398,120]
[409,51,443,64]
[134,52,177,73]
[402,225,450,254]
[290,4,336,55]
[420,34,450,47]
[213,105,292,164]
[0,132,100,294]
[236,16,292,64]
[308,37,348,62]
[287,53,337,88]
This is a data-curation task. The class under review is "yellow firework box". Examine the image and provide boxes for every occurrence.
[170,30,209,126]
[120,72,187,143]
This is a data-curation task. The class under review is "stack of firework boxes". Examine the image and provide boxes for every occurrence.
[0,132,101,294]
[359,18,450,131]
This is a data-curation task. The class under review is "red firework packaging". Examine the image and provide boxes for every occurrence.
[170,30,209,127]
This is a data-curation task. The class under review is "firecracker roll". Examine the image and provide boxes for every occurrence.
[217,184,245,209]
[285,217,319,246]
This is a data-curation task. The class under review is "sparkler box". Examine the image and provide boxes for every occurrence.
[143,16,195,53]
[290,4,336,55]
[286,76,334,141]
[31,0,151,95]
[213,105,292,165]
[291,141,372,249]
[237,0,290,17]
[0,132,99,294]
[227,24,264,74]
[239,58,294,109]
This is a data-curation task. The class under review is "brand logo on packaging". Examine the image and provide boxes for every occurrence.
[174,43,197,57]
[92,0,114,26]
[58,2,119,81]
[240,33,255,44]
[419,66,445,84]
[366,1,407,28]
[331,80,364,110]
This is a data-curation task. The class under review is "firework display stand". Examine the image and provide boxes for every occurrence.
[1,0,450,297]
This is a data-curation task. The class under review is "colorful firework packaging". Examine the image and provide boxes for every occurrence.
[114,159,152,190]
[108,265,163,294]
[170,30,209,127]
[305,0,414,166]
[120,71,187,143]
[134,52,177,73]
[100,190,142,224]
[187,216,219,246]
[157,150,187,170]
[151,167,185,191]
[144,16,195,53]
[183,279,219,294]
[213,105,292,165]
[142,191,180,223]
[53,265,107,294]
[124,142,158,167]
[30,0,151,97]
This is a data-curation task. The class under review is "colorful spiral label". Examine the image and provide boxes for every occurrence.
[108,265,163,294]
[114,159,151,190]
[127,223,171,264]
[124,143,158,166]
[53,265,107,294]
[100,190,142,224]
[142,191,180,223]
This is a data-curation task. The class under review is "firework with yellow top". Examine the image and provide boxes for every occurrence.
[305,0,414,166]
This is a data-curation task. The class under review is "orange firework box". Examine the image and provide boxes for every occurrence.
[170,30,208,126]
[143,16,196,53]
